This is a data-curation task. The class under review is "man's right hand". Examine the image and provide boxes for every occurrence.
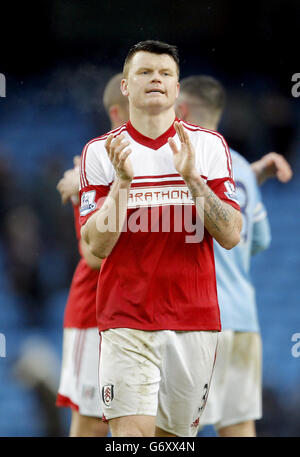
[56,156,81,204]
[105,134,134,182]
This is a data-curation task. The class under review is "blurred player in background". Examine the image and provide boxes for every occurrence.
[79,40,242,437]
[56,73,129,437]
[176,75,292,437]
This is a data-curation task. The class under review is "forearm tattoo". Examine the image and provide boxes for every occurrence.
[187,179,235,236]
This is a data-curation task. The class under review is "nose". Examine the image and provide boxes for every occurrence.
[150,71,162,83]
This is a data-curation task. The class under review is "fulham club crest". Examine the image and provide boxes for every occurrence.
[102,384,114,406]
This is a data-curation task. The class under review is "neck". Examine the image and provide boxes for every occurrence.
[186,115,217,131]
[129,106,176,139]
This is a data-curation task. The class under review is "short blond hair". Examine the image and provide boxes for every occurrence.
[102,73,127,114]
[180,75,226,114]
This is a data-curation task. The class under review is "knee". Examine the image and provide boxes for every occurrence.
[109,416,155,437]
[70,414,109,437]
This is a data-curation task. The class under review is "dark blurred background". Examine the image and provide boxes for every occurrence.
[0,0,299,436]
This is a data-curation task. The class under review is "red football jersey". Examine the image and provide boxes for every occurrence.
[63,204,98,328]
[79,119,240,332]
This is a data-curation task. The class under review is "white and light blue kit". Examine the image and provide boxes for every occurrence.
[214,149,271,333]
[201,149,271,429]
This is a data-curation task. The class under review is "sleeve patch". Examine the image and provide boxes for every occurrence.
[224,180,239,204]
[80,190,97,216]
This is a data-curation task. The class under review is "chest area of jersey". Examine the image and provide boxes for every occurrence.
[126,140,203,208]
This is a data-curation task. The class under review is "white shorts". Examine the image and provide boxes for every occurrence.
[99,328,218,437]
[199,330,262,430]
[57,327,102,418]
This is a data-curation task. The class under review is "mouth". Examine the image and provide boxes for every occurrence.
[146,89,165,94]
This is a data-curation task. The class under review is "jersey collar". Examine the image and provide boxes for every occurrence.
[126,118,178,150]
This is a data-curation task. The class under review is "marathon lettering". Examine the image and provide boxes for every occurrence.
[128,186,193,208]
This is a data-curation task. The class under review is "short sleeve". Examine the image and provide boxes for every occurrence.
[206,134,240,211]
[79,141,111,226]
[251,174,271,254]
[251,215,271,255]
[252,182,267,223]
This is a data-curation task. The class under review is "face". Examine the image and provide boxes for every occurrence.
[121,51,180,113]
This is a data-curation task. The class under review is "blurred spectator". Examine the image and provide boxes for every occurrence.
[259,93,298,161]
[13,336,66,437]
[0,155,18,236]
[4,206,43,327]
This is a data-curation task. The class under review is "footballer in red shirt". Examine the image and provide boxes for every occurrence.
[80,41,242,437]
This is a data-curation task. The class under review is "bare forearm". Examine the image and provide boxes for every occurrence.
[184,173,242,249]
[81,178,132,258]
[251,153,293,186]
[251,160,267,185]
[80,239,102,270]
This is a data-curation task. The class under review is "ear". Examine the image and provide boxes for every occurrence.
[109,105,120,125]
[120,79,129,97]
[175,101,189,121]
